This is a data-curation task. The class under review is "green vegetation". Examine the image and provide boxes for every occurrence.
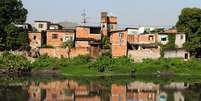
[62,40,74,58]
[89,52,134,74]
[176,7,201,57]
[101,36,110,49]
[0,52,31,70]
[161,35,176,50]
[135,58,201,75]
[31,52,134,76]
[0,52,201,76]
[160,34,176,57]
[62,41,74,48]
[0,0,28,50]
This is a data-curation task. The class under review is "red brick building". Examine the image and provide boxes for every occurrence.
[46,29,75,47]
[75,26,101,48]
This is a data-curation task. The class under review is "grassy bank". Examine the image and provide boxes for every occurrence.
[31,52,134,76]
[0,52,201,76]
[135,58,201,75]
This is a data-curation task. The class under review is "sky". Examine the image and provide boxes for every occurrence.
[21,0,201,27]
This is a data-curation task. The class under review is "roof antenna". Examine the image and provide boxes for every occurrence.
[81,9,87,25]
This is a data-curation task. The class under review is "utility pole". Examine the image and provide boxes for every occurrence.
[81,9,87,25]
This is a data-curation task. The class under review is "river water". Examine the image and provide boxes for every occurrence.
[0,75,201,101]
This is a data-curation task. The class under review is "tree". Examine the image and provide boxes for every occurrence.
[101,36,110,49]
[176,8,201,58]
[0,0,28,50]
[62,41,74,58]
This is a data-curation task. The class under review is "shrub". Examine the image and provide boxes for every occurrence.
[90,53,134,73]
[0,52,31,70]
[31,54,59,70]
[101,36,110,49]
[62,41,74,48]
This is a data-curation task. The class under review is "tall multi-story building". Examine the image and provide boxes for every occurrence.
[100,12,118,36]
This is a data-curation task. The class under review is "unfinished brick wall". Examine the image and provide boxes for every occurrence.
[28,32,42,48]
[76,96,101,101]
[111,30,128,57]
[75,41,90,48]
[164,28,177,33]
[76,26,101,40]
[128,34,158,44]
[39,47,100,58]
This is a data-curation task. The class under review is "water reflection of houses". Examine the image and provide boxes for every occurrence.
[127,81,160,101]
[111,82,188,101]
[163,82,189,90]
[111,81,160,101]
[28,80,189,101]
[111,84,127,101]
[159,82,188,101]
[28,80,101,101]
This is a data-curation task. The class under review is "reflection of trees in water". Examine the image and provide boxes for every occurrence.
[163,90,174,101]
[0,86,28,101]
[183,90,200,101]
[183,83,201,101]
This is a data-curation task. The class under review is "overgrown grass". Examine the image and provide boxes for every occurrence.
[31,54,92,72]
[30,52,135,75]
[135,58,201,75]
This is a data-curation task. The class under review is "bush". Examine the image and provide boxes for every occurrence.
[70,55,91,64]
[101,36,110,49]
[0,52,31,70]
[31,55,91,70]
[31,54,59,70]
[90,53,134,73]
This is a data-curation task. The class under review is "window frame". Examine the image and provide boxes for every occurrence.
[161,37,167,41]
[180,35,183,40]
[52,34,58,39]
[38,24,43,28]
[148,35,154,41]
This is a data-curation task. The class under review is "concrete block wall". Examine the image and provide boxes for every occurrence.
[128,49,161,62]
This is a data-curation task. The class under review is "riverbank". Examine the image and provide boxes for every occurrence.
[0,52,201,76]
[26,57,201,77]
